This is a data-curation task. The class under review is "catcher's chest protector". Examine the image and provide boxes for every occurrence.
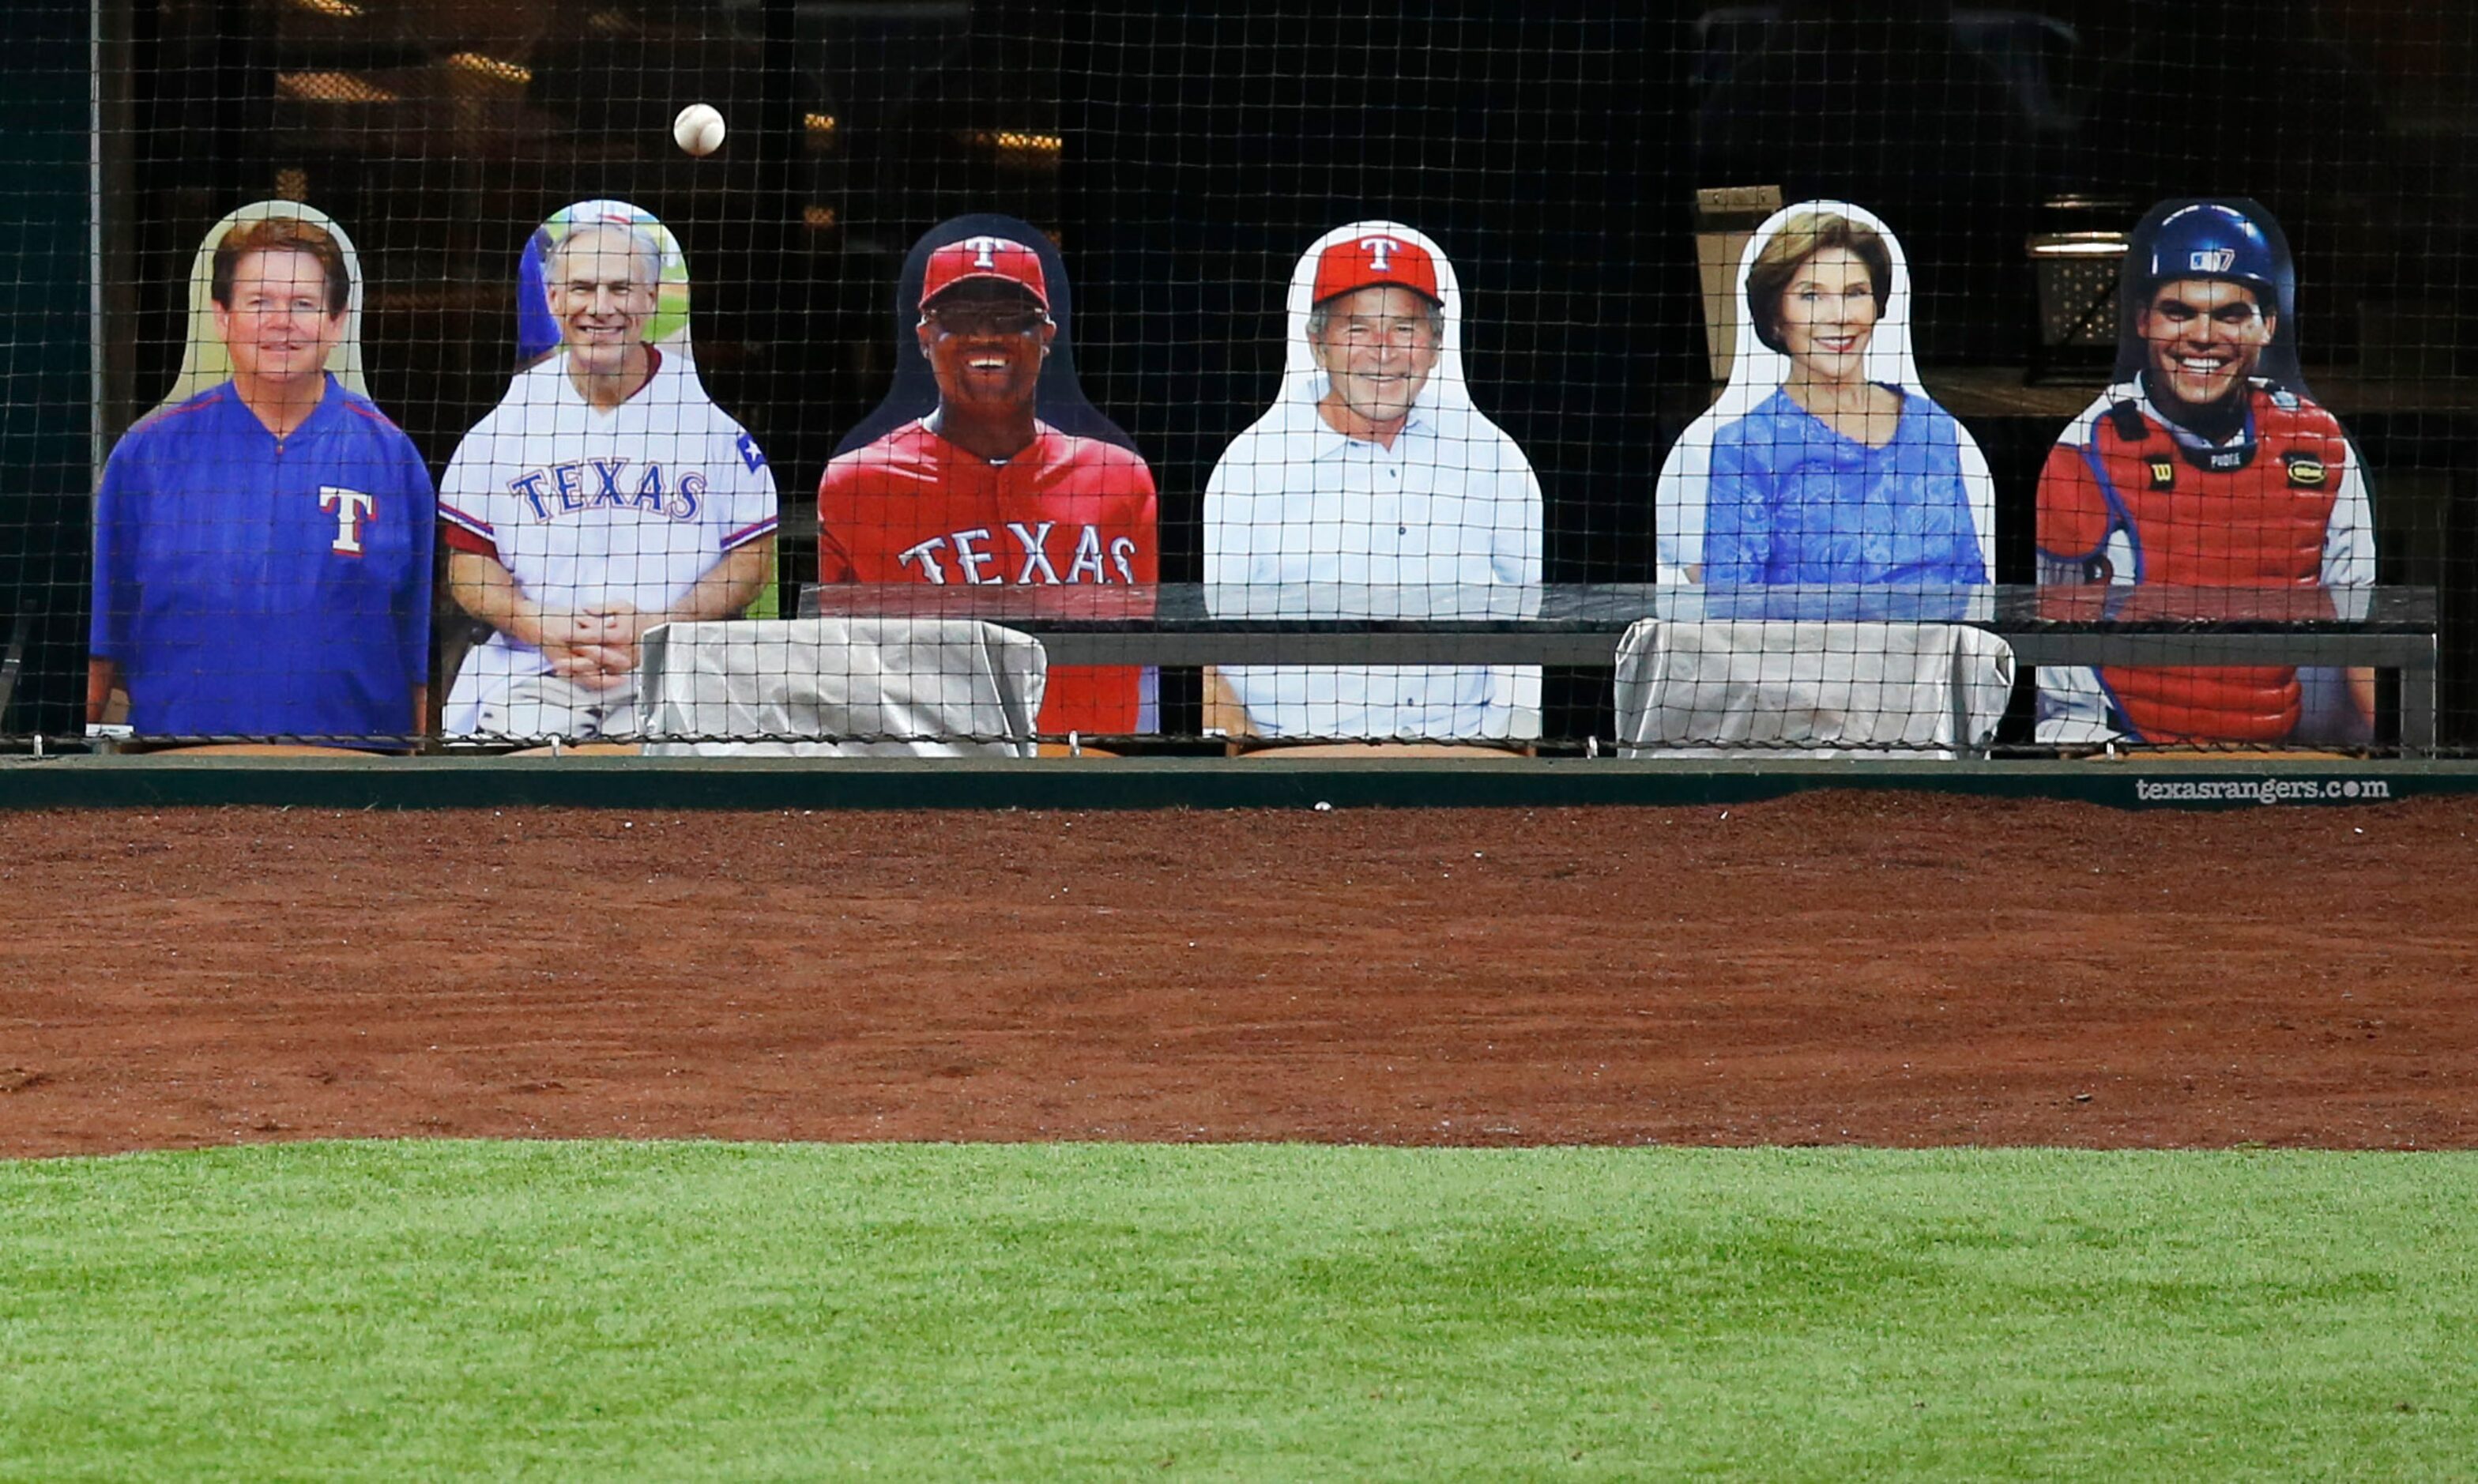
[2093,390,2344,586]
[2088,389,2348,742]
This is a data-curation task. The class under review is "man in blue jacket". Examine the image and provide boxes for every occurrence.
[88,213,434,745]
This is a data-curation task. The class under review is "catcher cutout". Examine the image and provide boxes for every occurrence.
[2033,198,2375,748]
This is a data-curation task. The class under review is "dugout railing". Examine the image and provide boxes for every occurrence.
[776,582,2442,757]
[53,583,2444,757]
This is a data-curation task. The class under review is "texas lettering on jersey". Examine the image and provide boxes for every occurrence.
[896,522,1141,586]
[503,458,706,522]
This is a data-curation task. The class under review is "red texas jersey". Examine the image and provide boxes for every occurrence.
[2038,386,2348,744]
[816,420,1159,735]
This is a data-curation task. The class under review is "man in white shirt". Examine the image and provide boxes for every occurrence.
[440,203,778,740]
[1203,222,1543,742]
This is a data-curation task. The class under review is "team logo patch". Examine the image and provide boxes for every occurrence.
[318,486,377,556]
[737,432,766,472]
[2283,451,2327,488]
[2146,458,2176,490]
[2189,248,2237,273]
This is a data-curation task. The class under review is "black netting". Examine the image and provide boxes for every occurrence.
[6,2,2472,756]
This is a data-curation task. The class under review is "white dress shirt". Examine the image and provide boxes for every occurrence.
[1204,393,1544,740]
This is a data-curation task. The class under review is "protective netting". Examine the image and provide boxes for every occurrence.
[6,2,2475,755]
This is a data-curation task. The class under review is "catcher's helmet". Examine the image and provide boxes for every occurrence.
[2143,203,2280,300]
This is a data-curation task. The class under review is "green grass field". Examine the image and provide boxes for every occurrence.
[2,1143,2472,1481]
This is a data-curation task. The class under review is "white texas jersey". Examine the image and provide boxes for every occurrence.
[440,349,778,729]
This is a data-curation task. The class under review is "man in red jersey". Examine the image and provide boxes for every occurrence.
[815,234,1158,736]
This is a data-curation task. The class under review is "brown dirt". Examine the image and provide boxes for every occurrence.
[2,793,2473,1158]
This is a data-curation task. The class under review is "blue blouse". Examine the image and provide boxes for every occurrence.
[1704,386,1987,586]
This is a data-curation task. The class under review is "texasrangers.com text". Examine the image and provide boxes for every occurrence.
[2133,778,2394,804]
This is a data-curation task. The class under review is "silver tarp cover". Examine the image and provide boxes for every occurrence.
[1614,620,2014,759]
[636,617,1048,757]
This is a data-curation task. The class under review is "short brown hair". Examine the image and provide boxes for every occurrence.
[1744,211,1891,355]
[211,217,350,318]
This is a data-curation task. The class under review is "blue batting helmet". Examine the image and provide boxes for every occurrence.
[2142,203,2280,301]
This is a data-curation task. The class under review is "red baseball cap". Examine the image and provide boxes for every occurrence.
[1312,232,1441,307]
[920,235,1049,311]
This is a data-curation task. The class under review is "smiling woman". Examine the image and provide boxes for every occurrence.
[1747,215,1897,443]
[1658,202,1995,589]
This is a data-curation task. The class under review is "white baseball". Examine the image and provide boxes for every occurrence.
[672,104,726,157]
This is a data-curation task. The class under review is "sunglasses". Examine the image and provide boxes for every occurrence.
[925,307,1049,337]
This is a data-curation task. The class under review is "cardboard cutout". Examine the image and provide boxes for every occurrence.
[1656,202,1995,588]
[2033,198,2376,747]
[1201,220,1545,741]
[437,199,781,740]
[96,203,432,744]
[833,213,1139,456]
[813,215,1158,739]
[157,201,367,414]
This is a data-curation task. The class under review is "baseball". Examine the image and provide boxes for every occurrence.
[672,103,726,157]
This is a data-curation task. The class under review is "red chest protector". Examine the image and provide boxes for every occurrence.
[2073,387,2346,742]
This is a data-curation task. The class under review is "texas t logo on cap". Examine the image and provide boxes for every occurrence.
[1312,232,1441,306]
[921,234,1050,311]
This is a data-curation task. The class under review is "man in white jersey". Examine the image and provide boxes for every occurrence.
[441,204,778,739]
[1203,222,1542,743]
